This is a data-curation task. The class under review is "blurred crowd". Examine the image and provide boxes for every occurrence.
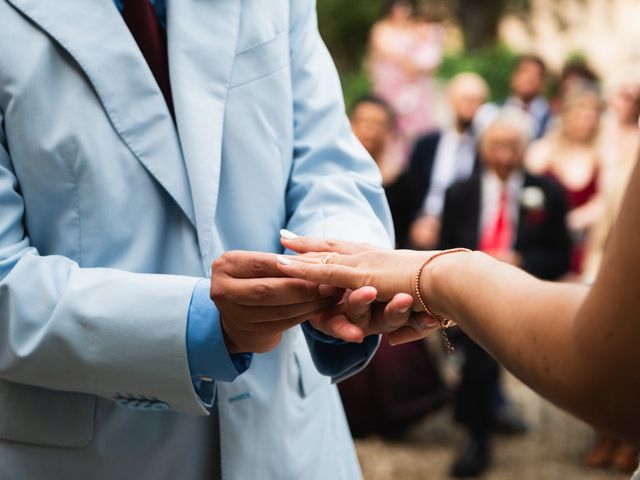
[342,0,640,478]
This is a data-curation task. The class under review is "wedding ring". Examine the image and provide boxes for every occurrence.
[321,253,337,265]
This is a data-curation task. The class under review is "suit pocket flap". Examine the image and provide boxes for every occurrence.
[0,380,95,448]
[294,346,330,398]
[230,32,289,89]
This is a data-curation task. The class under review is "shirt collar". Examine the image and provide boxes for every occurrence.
[483,168,525,195]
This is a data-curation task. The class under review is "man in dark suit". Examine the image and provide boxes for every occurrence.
[439,110,571,478]
[388,72,489,248]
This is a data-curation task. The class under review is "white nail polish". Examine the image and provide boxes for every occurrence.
[277,255,291,266]
[280,229,298,240]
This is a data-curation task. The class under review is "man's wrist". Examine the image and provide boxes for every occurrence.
[220,317,242,355]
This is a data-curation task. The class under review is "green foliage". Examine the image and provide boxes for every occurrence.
[317,0,382,74]
[317,0,526,106]
[437,44,520,101]
[340,69,372,112]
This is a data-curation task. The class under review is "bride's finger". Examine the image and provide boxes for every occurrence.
[280,234,374,255]
[279,252,359,267]
[276,256,364,291]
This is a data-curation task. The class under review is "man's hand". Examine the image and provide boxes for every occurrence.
[409,215,441,250]
[210,251,343,354]
[487,249,522,267]
[309,289,439,343]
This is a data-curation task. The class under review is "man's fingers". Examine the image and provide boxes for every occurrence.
[382,293,415,330]
[213,251,286,279]
[387,317,441,345]
[242,295,342,323]
[243,309,333,333]
[276,256,364,291]
[213,277,340,306]
[343,286,377,328]
[280,234,373,255]
[386,326,426,345]
[310,313,365,343]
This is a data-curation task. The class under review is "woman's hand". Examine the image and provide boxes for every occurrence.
[278,236,443,345]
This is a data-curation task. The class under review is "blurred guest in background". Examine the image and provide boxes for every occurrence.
[439,112,571,478]
[527,83,603,275]
[349,95,403,186]
[369,0,443,162]
[549,61,600,119]
[389,72,489,249]
[582,80,640,474]
[584,81,640,279]
[505,55,551,139]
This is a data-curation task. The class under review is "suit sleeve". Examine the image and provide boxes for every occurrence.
[285,0,392,382]
[0,110,211,416]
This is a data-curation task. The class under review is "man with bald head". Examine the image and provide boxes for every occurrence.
[389,72,489,249]
[439,111,571,477]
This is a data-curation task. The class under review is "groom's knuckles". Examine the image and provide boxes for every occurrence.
[214,250,284,278]
[250,282,275,301]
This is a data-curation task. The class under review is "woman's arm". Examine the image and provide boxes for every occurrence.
[278,156,640,441]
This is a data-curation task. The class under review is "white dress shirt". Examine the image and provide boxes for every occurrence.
[423,129,476,217]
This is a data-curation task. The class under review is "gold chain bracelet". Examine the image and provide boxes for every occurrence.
[414,248,472,354]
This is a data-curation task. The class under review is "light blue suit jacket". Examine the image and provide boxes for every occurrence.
[0,0,393,479]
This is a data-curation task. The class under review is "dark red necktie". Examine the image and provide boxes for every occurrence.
[122,0,174,117]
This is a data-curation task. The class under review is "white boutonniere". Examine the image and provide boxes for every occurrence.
[520,186,546,211]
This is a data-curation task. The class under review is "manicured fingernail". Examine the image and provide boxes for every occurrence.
[319,284,336,296]
[277,255,291,265]
[280,229,298,240]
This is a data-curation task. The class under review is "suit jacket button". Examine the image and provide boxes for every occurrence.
[151,402,169,412]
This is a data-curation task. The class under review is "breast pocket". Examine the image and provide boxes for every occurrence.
[0,380,95,448]
[229,32,290,89]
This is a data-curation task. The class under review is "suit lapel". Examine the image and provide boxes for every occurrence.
[167,0,242,269]
[6,0,196,227]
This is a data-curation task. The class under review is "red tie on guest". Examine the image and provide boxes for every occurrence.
[479,187,513,253]
[122,0,174,117]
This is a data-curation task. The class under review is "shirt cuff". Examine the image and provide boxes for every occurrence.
[186,279,253,404]
[301,321,348,345]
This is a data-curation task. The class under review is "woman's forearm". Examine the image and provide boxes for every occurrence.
[420,251,640,439]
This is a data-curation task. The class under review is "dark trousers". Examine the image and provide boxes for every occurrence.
[454,332,501,436]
